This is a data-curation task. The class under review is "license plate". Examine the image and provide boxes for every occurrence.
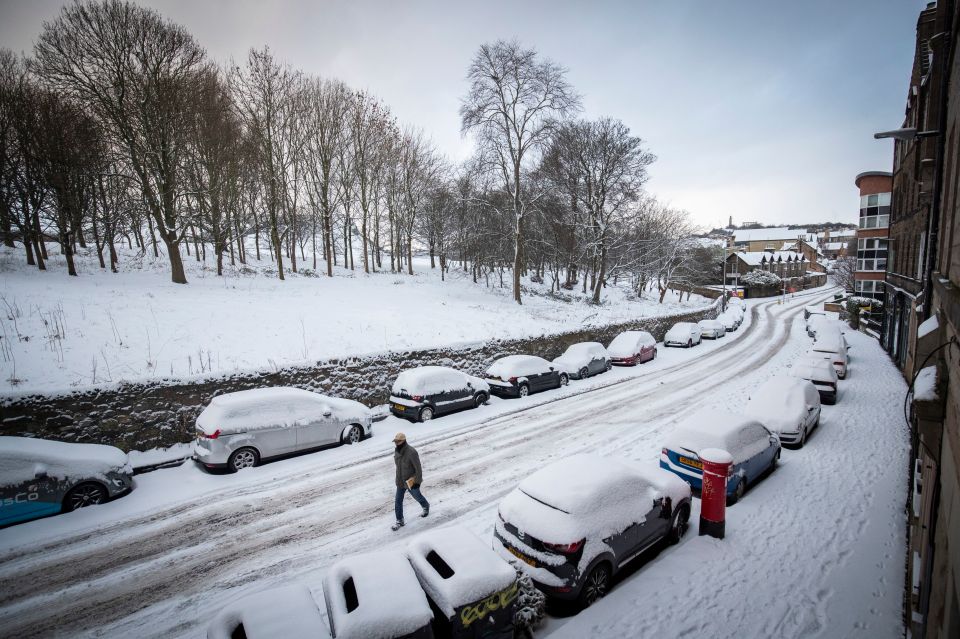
[679,455,703,469]
[507,545,537,567]
[393,403,407,411]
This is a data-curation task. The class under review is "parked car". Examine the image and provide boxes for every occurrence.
[486,355,568,398]
[745,377,821,447]
[493,454,691,608]
[808,318,845,342]
[698,319,726,339]
[810,333,849,379]
[792,358,839,405]
[717,311,741,332]
[390,366,490,422]
[659,410,781,504]
[728,296,745,308]
[324,551,434,639]
[664,322,702,348]
[607,330,657,365]
[0,436,133,527]
[407,524,518,639]
[208,584,332,639]
[193,387,374,473]
[552,342,611,379]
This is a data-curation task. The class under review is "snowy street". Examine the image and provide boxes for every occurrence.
[0,287,908,639]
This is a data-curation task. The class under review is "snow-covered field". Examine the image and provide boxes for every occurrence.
[0,285,909,639]
[0,244,710,396]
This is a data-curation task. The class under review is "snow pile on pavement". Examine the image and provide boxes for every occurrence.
[0,436,128,487]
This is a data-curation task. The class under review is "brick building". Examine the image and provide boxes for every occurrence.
[853,171,892,334]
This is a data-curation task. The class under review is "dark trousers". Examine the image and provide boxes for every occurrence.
[395,485,429,522]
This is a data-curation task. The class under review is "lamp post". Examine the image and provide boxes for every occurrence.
[721,249,727,312]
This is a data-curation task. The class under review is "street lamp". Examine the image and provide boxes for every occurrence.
[873,127,939,141]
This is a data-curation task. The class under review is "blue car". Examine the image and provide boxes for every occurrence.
[659,411,780,504]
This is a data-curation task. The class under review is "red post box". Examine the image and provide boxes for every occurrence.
[699,448,732,539]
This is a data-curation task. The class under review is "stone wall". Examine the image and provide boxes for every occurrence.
[0,300,720,451]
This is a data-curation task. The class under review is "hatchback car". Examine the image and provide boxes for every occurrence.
[552,342,611,379]
[193,387,374,472]
[494,454,691,608]
[486,355,568,398]
[664,322,702,348]
[660,410,780,504]
[810,334,849,379]
[792,358,839,405]
[390,365,490,422]
[745,377,821,447]
[698,319,726,339]
[717,311,741,332]
[607,330,657,365]
[0,436,133,527]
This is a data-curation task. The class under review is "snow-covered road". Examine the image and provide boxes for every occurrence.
[0,286,908,639]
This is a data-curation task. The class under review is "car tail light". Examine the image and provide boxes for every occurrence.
[553,586,573,593]
[543,539,585,554]
[508,376,518,383]
[203,429,221,440]
[412,395,423,402]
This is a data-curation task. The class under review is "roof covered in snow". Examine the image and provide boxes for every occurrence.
[663,410,771,464]
[0,436,128,487]
[732,228,805,243]
[196,388,371,436]
[486,355,553,380]
[731,251,805,266]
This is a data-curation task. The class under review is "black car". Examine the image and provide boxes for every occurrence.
[494,454,692,608]
[389,366,490,422]
[485,355,568,398]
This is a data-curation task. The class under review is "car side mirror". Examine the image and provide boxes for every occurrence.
[658,496,672,519]
[549,366,554,371]
[322,409,333,418]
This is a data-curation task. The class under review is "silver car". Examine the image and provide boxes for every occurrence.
[193,387,374,472]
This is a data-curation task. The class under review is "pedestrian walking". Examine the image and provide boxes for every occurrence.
[391,432,429,531]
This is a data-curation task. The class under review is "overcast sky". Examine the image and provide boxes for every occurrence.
[0,0,927,229]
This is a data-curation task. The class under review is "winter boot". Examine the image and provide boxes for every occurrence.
[420,506,429,518]
[391,520,404,531]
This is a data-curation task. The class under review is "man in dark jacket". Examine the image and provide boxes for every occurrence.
[392,432,429,531]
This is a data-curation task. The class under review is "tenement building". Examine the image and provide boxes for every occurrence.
[854,171,892,334]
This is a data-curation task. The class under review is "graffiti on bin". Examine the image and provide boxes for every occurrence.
[459,581,520,628]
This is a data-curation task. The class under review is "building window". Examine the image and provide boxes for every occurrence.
[854,280,885,300]
[857,238,888,272]
[859,192,891,229]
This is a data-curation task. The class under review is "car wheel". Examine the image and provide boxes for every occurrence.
[578,563,612,608]
[668,505,690,544]
[728,478,746,505]
[475,392,488,408]
[344,424,364,445]
[419,406,434,422]
[653,348,657,360]
[798,426,807,448]
[62,482,108,512]
[579,367,589,379]
[559,373,569,387]
[229,447,260,472]
[686,339,692,348]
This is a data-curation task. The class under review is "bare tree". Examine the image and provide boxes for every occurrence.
[460,39,580,304]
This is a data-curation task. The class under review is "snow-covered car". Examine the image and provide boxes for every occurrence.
[807,317,844,341]
[0,436,133,527]
[698,319,726,339]
[717,310,741,332]
[193,387,374,473]
[663,322,702,348]
[389,366,490,422]
[660,410,781,504]
[486,355,568,398]
[810,334,849,379]
[607,330,657,365]
[551,342,611,379]
[207,584,331,639]
[728,296,745,308]
[323,550,434,639]
[792,359,839,405]
[745,377,821,447]
[804,305,826,320]
[493,454,691,608]
[407,524,518,638]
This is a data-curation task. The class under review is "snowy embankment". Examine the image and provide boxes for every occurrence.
[0,245,710,396]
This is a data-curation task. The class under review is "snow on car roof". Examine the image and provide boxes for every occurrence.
[392,366,468,395]
[812,334,845,352]
[664,410,767,462]
[562,342,605,356]
[207,584,330,639]
[486,355,551,380]
[406,524,516,618]
[609,331,655,349]
[323,551,432,639]
[792,360,838,383]
[669,322,696,329]
[0,436,128,487]
[197,387,369,436]
[698,319,723,327]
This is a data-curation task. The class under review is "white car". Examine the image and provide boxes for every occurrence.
[664,322,702,348]
[698,319,726,339]
[717,311,741,332]
[552,342,611,379]
[745,377,822,447]
[810,334,848,379]
[792,359,839,405]
[728,297,745,308]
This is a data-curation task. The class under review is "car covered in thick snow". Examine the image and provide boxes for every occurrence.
[551,342,611,379]
[792,358,839,405]
[607,330,657,365]
[485,355,568,398]
[660,410,780,504]
[493,454,691,608]
[323,550,434,639]
[193,387,374,473]
[407,524,518,638]
[207,584,332,639]
[810,333,849,379]
[663,322,702,348]
[744,377,821,447]
[390,366,490,422]
[0,436,133,527]
[698,319,726,339]
[717,310,741,332]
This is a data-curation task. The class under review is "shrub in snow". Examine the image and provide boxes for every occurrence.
[740,270,782,287]
[511,563,545,638]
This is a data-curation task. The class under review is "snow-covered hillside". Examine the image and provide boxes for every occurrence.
[0,245,711,395]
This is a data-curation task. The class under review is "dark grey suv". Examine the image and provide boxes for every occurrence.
[493,454,692,608]
[0,436,133,527]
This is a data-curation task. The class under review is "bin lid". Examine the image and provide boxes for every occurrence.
[207,584,331,639]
